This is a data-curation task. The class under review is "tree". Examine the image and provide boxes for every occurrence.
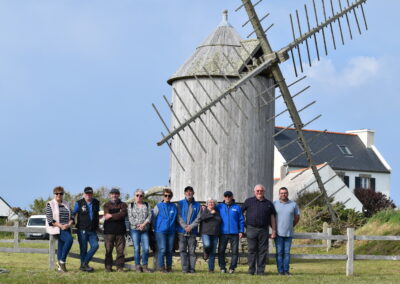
[354,188,396,217]
[29,197,50,215]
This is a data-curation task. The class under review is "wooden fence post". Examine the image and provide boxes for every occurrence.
[13,221,19,249]
[323,222,328,248]
[326,228,332,252]
[49,235,56,270]
[346,228,354,276]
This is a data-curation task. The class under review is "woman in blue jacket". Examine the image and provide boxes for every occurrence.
[153,188,177,272]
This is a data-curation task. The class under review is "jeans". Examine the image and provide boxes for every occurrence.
[104,234,126,268]
[130,229,150,266]
[155,232,175,269]
[57,229,73,262]
[275,236,293,273]
[77,230,99,264]
[202,235,218,271]
[218,234,239,270]
[178,233,197,272]
[246,226,269,274]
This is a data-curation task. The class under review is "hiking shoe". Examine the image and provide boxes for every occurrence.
[57,261,67,272]
[142,265,152,273]
[135,265,143,272]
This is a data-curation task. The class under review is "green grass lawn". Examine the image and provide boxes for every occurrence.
[0,243,399,284]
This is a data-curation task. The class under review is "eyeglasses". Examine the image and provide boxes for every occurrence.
[136,194,143,197]
[55,192,64,196]
[164,194,172,198]
[255,190,264,193]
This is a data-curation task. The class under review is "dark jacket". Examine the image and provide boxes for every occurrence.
[103,199,127,235]
[75,198,100,231]
[200,208,221,236]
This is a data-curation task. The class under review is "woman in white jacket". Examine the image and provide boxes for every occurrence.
[45,186,73,272]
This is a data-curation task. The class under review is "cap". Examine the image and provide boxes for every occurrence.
[84,187,93,194]
[223,191,233,197]
[184,186,194,192]
[110,188,120,194]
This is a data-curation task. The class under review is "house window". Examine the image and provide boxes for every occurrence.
[355,176,376,191]
[336,171,350,187]
[338,145,352,156]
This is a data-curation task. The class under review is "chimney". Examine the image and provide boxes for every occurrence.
[346,129,375,148]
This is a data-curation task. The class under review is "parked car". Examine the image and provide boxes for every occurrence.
[25,215,49,240]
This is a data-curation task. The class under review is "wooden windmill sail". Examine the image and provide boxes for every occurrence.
[153,0,369,221]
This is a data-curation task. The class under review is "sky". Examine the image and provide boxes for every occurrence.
[0,0,399,209]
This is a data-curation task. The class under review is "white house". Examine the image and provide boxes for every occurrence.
[273,127,391,207]
[0,197,18,221]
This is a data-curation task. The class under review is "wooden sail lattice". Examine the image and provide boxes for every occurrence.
[152,0,369,221]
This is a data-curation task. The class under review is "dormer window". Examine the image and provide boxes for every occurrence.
[338,145,352,156]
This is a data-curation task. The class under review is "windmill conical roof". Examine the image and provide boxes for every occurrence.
[167,11,260,85]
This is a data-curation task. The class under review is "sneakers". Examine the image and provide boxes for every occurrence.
[166,267,172,273]
[80,263,94,272]
[135,265,143,273]
[142,265,152,273]
[105,266,113,272]
[57,261,67,273]
[203,252,209,261]
[228,269,234,274]
[221,269,227,273]
[285,272,292,276]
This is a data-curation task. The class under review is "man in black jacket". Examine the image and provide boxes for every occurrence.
[73,186,100,272]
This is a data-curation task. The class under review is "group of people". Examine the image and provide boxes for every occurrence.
[45,184,300,276]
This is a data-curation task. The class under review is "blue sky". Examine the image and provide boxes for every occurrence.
[0,0,399,209]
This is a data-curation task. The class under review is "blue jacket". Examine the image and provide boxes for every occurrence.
[177,198,201,234]
[217,201,245,234]
[154,202,178,233]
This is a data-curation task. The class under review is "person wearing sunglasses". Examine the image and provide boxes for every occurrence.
[216,190,245,274]
[45,186,74,272]
[72,186,100,272]
[127,189,152,272]
[153,188,177,273]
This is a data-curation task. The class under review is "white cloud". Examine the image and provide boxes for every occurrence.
[306,56,380,88]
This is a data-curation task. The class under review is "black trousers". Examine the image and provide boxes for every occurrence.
[246,226,269,273]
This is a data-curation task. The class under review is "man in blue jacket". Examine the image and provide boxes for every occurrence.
[177,186,201,273]
[217,191,245,274]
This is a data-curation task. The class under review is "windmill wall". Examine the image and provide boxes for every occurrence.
[170,76,274,202]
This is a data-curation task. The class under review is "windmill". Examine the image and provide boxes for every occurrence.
[152,0,369,222]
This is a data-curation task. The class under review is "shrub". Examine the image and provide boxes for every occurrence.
[354,188,396,217]
[297,203,367,235]
[294,190,334,209]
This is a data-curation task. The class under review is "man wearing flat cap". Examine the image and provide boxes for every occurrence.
[216,191,245,274]
[103,187,127,272]
[73,186,100,272]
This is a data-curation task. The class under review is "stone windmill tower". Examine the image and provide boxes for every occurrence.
[153,0,369,221]
[162,11,275,202]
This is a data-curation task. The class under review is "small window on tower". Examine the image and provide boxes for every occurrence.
[338,145,352,156]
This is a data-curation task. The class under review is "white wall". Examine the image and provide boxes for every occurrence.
[344,170,391,197]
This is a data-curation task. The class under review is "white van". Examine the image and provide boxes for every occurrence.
[25,215,49,240]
